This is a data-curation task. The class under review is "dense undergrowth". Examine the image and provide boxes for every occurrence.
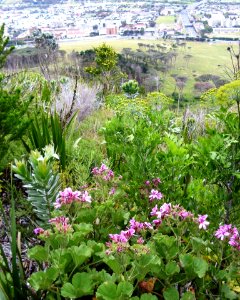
[0,25,240,299]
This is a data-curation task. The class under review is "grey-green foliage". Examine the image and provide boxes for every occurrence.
[12,145,61,226]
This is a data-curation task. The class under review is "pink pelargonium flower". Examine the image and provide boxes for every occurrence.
[155,203,171,219]
[109,187,116,195]
[198,214,210,230]
[150,204,159,216]
[178,210,193,220]
[129,218,144,232]
[152,219,162,227]
[137,237,144,244]
[33,227,44,235]
[215,224,234,240]
[55,187,81,208]
[149,189,163,202]
[152,177,161,186]
[49,216,72,233]
[81,191,92,203]
[99,163,108,173]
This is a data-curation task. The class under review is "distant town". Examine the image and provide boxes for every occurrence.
[1,0,240,43]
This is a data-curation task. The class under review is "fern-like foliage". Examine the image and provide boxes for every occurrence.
[12,145,61,226]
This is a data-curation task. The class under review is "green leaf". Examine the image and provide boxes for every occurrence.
[103,256,123,274]
[154,235,178,260]
[117,282,133,298]
[70,244,93,267]
[221,284,238,300]
[61,272,94,298]
[140,294,158,300]
[28,267,58,291]
[73,223,93,236]
[96,282,134,300]
[28,245,48,262]
[165,261,180,276]
[163,287,179,300]
[72,272,94,296]
[60,283,77,298]
[193,257,208,278]
[181,292,196,300]
[96,282,118,300]
[134,254,161,280]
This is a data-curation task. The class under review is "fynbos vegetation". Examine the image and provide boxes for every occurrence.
[0,23,240,300]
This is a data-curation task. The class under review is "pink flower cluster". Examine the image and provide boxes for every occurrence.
[107,218,153,253]
[92,164,114,181]
[144,178,163,202]
[215,224,240,251]
[49,216,73,233]
[54,188,91,208]
[150,203,209,230]
[149,189,163,202]
[33,227,45,235]
[145,177,161,187]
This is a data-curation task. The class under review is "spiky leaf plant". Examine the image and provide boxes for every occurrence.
[12,145,61,226]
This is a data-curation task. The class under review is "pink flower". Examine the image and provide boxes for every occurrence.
[81,191,92,203]
[33,227,44,235]
[178,210,193,220]
[152,219,162,226]
[143,222,153,230]
[152,177,161,186]
[92,164,115,181]
[105,249,112,255]
[150,205,159,216]
[49,216,72,233]
[215,224,240,250]
[99,164,108,173]
[109,187,116,195]
[55,187,81,208]
[129,218,144,232]
[198,214,210,230]
[103,170,114,181]
[145,180,150,186]
[122,228,135,239]
[137,237,144,244]
[149,189,163,202]
[155,203,171,219]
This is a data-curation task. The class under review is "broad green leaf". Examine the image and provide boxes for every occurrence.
[193,257,208,278]
[141,294,158,300]
[103,256,123,274]
[163,287,179,300]
[96,282,118,300]
[70,244,93,267]
[28,245,48,262]
[221,284,238,300]
[28,267,58,291]
[60,283,77,298]
[61,272,94,298]
[165,261,180,276]
[72,272,94,296]
[117,282,134,298]
[73,223,93,236]
[181,292,196,300]
[154,235,178,260]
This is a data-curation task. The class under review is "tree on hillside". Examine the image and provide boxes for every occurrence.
[227,42,240,80]
[33,29,59,80]
[172,74,188,114]
[85,43,126,95]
